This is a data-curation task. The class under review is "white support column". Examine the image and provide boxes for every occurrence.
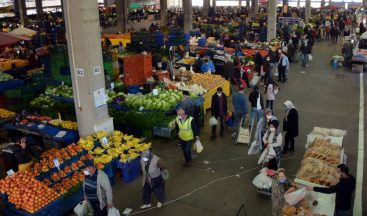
[267,0,276,42]
[305,0,311,24]
[212,0,216,8]
[246,0,250,9]
[116,0,128,33]
[17,0,27,26]
[203,0,210,17]
[321,0,326,7]
[251,0,258,14]
[183,0,192,34]
[239,0,242,7]
[63,0,114,137]
[160,0,168,25]
[35,0,43,22]
[283,0,288,14]
[297,0,300,8]
[364,0,367,9]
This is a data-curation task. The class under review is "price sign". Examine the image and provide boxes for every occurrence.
[101,137,108,146]
[152,89,159,96]
[53,158,60,169]
[94,66,101,75]
[110,82,115,89]
[76,68,84,77]
[7,169,15,176]
[139,106,144,112]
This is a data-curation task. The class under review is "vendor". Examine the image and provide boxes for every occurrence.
[200,57,215,74]
[4,131,33,171]
[342,42,353,68]
[271,168,293,216]
[262,119,282,171]
[307,164,356,216]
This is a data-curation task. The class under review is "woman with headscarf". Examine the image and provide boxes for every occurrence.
[282,100,299,153]
[271,168,293,216]
[255,109,277,151]
[262,119,282,171]
[140,149,167,209]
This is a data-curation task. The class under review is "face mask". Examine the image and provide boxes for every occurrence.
[270,127,276,132]
[217,92,222,97]
[177,116,182,120]
[266,115,271,120]
[83,170,90,176]
[278,176,286,183]
[285,107,289,112]
[142,158,149,162]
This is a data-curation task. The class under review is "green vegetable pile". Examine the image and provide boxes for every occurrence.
[0,72,13,82]
[30,94,56,109]
[124,88,183,111]
[45,85,73,98]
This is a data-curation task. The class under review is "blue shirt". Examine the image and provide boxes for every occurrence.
[232,92,248,115]
[201,62,216,73]
[85,170,99,201]
[281,55,290,68]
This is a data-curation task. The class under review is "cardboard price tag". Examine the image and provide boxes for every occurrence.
[101,137,108,146]
[7,169,15,176]
[53,158,60,169]
[152,89,159,96]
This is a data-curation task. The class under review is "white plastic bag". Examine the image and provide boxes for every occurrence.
[209,116,218,126]
[257,146,276,164]
[195,140,204,153]
[252,173,272,189]
[284,189,307,205]
[308,54,313,61]
[74,201,87,216]
[108,207,121,216]
[248,141,260,155]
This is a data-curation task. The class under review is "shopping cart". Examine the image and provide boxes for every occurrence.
[236,116,252,145]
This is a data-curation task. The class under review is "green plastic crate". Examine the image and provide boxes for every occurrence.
[4,88,22,99]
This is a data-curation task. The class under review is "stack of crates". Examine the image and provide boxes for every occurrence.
[103,52,114,78]
[50,45,72,86]
[130,32,164,53]
[21,85,36,107]
[4,88,23,112]
[123,54,152,86]
[167,30,189,47]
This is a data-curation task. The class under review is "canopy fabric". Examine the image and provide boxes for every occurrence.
[10,26,37,36]
[0,32,31,48]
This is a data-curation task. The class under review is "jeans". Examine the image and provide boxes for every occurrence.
[301,53,308,67]
[179,140,193,162]
[335,209,351,216]
[284,132,295,152]
[250,107,262,128]
[212,114,225,136]
[266,100,274,111]
[143,176,165,204]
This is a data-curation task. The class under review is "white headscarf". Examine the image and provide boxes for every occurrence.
[284,100,295,110]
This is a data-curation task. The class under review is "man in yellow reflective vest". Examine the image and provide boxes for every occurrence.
[175,108,200,167]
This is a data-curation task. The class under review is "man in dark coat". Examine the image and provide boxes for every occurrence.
[282,100,299,153]
[211,87,227,139]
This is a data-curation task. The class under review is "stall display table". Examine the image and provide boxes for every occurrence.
[242,49,269,58]
[0,79,24,91]
[3,122,79,145]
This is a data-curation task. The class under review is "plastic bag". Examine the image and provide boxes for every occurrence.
[195,140,204,153]
[108,207,121,216]
[284,189,307,205]
[209,117,218,126]
[248,140,260,155]
[257,146,276,164]
[74,201,88,216]
[161,169,169,180]
[308,54,313,61]
[252,173,272,189]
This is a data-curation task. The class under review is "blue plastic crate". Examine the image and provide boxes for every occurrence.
[117,157,141,183]
[153,127,174,138]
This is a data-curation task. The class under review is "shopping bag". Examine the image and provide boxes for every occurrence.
[274,67,279,77]
[252,173,272,189]
[274,87,279,95]
[257,146,276,164]
[74,201,88,216]
[248,140,260,155]
[284,189,307,205]
[209,116,218,126]
[308,54,313,61]
[108,207,121,216]
[195,140,204,153]
[161,169,170,180]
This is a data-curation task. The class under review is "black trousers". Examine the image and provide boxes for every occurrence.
[284,132,295,151]
[90,200,107,216]
[278,66,286,82]
[143,176,165,204]
[212,114,225,136]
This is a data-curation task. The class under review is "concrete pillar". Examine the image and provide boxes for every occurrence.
[297,0,300,8]
[267,0,276,42]
[305,0,311,24]
[321,0,326,7]
[104,0,108,7]
[203,0,210,17]
[246,0,250,9]
[364,0,367,9]
[251,0,258,14]
[160,0,167,25]
[212,0,216,8]
[116,0,128,33]
[239,0,242,7]
[283,0,288,14]
[63,0,114,137]
[183,0,192,33]
[35,0,44,22]
[17,0,27,26]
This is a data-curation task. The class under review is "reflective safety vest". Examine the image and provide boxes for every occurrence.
[176,116,194,141]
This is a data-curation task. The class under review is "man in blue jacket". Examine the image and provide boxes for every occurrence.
[232,85,248,138]
[201,57,216,74]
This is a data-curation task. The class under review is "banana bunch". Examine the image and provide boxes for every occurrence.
[0,108,15,118]
[119,152,140,163]
[50,119,78,130]
[123,134,134,141]
[77,136,95,151]
[136,142,152,153]
[107,148,120,157]
[110,131,124,147]
[94,154,113,164]
[94,131,108,139]
[93,147,105,154]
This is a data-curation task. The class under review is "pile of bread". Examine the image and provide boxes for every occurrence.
[297,138,342,187]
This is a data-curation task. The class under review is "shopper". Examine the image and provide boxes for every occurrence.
[117,41,125,54]
[277,51,289,83]
[307,164,356,216]
[83,160,113,216]
[255,109,278,150]
[264,77,279,111]
[211,87,228,138]
[140,150,166,209]
[231,85,248,138]
[175,108,200,167]
[249,85,264,129]
[272,168,293,216]
[262,119,282,171]
[300,39,312,68]
[201,57,216,74]
[282,100,299,153]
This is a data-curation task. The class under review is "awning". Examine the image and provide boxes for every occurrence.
[10,26,37,36]
[0,32,31,48]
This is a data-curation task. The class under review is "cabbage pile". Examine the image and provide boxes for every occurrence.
[124,88,183,111]
[45,85,73,98]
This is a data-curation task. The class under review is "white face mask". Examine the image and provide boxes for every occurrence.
[142,158,149,162]
[270,127,276,132]
[266,115,272,120]
[83,170,90,176]
[217,92,222,97]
